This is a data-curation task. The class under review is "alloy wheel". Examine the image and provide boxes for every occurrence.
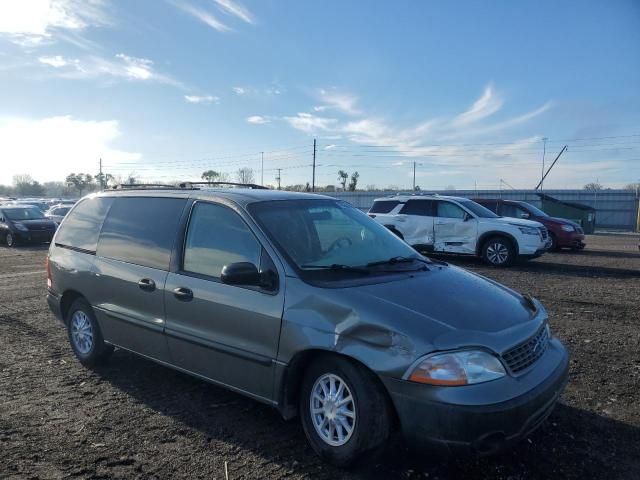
[486,242,509,265]
[70,310,94,354]
[310,373,356,446]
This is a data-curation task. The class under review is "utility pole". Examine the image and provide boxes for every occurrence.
[312,138,316,192]
[534,145,567,190]
[261,151,264,186]
[413,161,416,190]
[276,168,281,190]
[540,137,548,192]
[99,158,103,191]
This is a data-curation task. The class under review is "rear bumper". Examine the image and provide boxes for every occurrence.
[383,339,569,455]
[46,290,64,323]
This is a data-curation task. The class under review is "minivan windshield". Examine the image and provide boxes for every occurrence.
[3,207,45,220]
[516,201,549,217]
[250,199,422,273]
[458,200,499,219]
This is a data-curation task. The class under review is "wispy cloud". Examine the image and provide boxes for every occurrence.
[213,0,254,24]
[184,94,219,104]
[246,115,271,124]
[232,86,246,95]
[37,52,181,85]
[172,1,231,32]
[0,0,110,46]
[284,113,338,134]
[39,55,77,67]
[452,84,503,126]
[314,89,360,115]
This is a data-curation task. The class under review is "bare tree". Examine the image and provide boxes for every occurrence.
[236,167,255,184]
[584,182,603,191]
[348,171,359,191]
[337,170,348,191]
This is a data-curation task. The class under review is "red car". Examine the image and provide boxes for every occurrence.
[474,199,586,251]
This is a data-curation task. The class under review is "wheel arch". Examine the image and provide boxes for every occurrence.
[60,289,87,324]
[476,230,519,256]
[276,348,398,426]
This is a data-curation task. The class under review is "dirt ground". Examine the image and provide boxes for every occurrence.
[1,233,639,479]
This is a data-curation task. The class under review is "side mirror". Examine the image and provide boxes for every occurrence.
[520,213,530,219]
[221,262,260,286]
[463,212,472,221]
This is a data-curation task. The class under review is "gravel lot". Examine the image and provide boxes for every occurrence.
[1,233,639,479]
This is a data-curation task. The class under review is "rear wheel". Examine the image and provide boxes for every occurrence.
[300,356,392,467]
[481,236,515,267]
[66,298,113,366]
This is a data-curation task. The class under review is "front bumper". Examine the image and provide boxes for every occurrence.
[557,232,586,249]
[383,338,569,455]
[14,229,55,244]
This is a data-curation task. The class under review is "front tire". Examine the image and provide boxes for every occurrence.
[481,236,515,267]
[5,232,16,247]
[300,356,392,467]
[66,298,113,366]
[549,233,559,251]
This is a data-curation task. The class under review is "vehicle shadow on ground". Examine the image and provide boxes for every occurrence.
[429,254,640,279]
[0,244,50,253]
[566,249,640,260]
[95,350,640,479]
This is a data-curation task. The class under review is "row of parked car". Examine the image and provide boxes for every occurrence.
[0,198,76,247]
[369,193,586,267]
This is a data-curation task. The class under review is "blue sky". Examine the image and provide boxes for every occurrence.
[0,0,639,189]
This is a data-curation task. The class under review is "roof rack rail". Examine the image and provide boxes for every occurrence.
[111,183,183,190]
[178,181,268,190]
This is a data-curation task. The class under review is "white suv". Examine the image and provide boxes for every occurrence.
[368,193,550,266]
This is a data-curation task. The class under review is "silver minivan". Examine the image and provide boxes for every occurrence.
[46,185,569,466]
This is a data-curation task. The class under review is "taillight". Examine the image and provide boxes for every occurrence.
[46,256,52,289]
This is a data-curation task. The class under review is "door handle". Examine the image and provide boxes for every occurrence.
[173,287,193,301]
[138,278,156,292]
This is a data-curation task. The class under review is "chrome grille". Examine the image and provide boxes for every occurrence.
[539,227,548,240]
[502,325,550,374]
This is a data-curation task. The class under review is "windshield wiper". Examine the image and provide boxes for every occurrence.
[300,263,370,274]
[366,256,431,268]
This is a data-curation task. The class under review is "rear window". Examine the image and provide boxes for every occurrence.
[55,197,113,252]
[400,199,434,216]
[97,197,187,270]
[369,200,400,214]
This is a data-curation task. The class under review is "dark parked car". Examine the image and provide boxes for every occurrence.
[474,199,586,250]
[47,187,569,466]
[0,206,57,247]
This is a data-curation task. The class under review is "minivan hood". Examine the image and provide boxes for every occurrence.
[15,219,56,229]
[348,266,534,336]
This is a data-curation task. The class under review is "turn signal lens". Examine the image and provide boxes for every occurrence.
[407,351,506,386]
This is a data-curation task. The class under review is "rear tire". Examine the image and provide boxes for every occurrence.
[300,356,392,467]
[481,236,515,267]
[66,298,113,366]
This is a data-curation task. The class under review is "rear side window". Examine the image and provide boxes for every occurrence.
[478,201,499,214]
[400,200,434,216]
[183,202,261,278]
[97,197,187,270]
[55,197,113,253]
[369,200,400,214]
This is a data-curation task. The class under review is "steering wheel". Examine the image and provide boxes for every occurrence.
[327,236,353,253]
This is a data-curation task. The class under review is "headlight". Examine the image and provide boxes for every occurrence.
[406,350,506,386]
[561,225,574,232]
[516,225,539,236]
[14,223,28,231]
